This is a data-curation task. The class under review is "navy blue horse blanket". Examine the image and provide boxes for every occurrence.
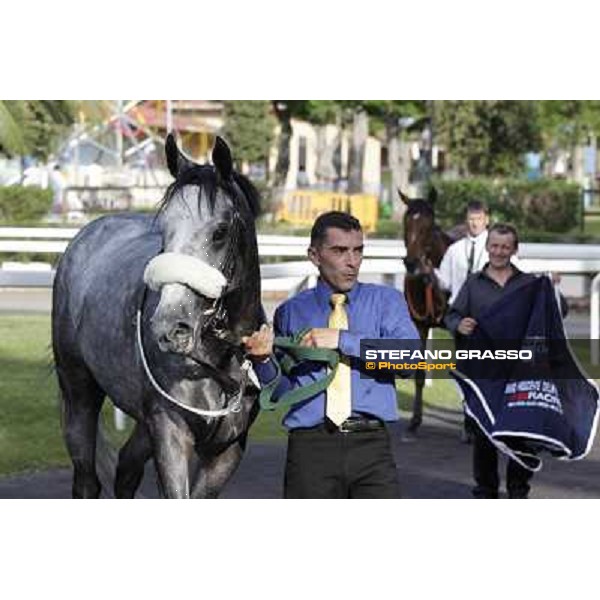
[452,276,599,471]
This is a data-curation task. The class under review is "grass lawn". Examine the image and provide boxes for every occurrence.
[0,314,67,475]
[0,314,462,476]
[584,214,600,237]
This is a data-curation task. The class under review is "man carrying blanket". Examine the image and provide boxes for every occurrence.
[445,223,599,498]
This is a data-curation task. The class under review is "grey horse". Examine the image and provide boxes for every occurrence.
[52,134,263,498]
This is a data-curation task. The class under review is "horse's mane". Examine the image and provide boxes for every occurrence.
[404,198,434,219]
[157,165,261,218]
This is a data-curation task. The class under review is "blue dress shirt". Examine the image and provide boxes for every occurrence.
[254,278,419,429]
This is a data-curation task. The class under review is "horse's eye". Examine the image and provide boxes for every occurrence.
[212,223,229,243]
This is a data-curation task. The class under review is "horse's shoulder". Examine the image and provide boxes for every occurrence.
[445,224,467,243]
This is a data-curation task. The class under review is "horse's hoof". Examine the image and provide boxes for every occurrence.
[400,431,418,443]
[407,421,421,433]
[402,423,420,442]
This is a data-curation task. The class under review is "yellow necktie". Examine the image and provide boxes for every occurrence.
[327,293,352,426]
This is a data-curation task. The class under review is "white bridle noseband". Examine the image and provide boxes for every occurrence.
[137,252,258,419]
[143,252,227,299]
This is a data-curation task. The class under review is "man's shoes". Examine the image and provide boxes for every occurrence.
[472,486,499,499]
[461,417,476,444]
[472,491,499,499]
[508,491,529,499]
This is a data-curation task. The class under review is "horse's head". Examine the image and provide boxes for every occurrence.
[144,134,261,367]
[399,187,450,328]
[400,187,440,277]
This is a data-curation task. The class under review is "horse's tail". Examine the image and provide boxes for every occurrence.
[95,422,118,499]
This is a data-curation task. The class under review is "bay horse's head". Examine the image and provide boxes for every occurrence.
[400,187,447,276]
[399,187,450,328]
[144,134,261,367]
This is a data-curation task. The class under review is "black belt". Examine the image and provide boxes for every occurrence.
[292,416,386,434]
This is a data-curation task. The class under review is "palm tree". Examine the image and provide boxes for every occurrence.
[0,101,28,155]
[0,100,83,160]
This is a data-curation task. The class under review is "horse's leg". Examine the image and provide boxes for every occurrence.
[408,369,425,432]
[114,422,153,499]
[190,439,245,499]
[58,368,105,498]
[408,326,428,433]
[148,410,194,499]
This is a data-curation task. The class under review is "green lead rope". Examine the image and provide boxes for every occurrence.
[258,327,341,411]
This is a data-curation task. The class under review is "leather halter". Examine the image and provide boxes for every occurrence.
[404,275,445,327]
[198,212,243,341]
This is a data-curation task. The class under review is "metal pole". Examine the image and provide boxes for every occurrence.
[428,100,435,175]
[73,127,80,188]
[115,100,123,167]
[425,328,433,387]
[166,100,173,133]
[581,185,586,233]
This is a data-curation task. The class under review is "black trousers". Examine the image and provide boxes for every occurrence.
[472,426,533,499]
[284,424,401,499]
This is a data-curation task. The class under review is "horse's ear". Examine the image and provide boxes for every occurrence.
[212,136,233,181]
[398,188,410,206]
[165,132,193,179]
[428,186,438,205]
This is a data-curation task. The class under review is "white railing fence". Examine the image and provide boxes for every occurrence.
[591,273,600,365]
[3,226,600,372]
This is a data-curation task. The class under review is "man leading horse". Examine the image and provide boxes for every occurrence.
[243,211,419,498]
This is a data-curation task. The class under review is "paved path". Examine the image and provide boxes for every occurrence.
[1,291,596,498]
[0,288,53,313]
[2,408,599,499]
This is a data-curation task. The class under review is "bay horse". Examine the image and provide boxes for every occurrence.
[52,134,264,498]
[400,187,453,433]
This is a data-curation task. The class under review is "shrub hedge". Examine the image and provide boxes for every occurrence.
[0,186,53,224]
[375,219,402,239]
[433,178,581,233]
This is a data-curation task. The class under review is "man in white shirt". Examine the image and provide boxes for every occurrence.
[437,201,490,304]
[437,201,489,443]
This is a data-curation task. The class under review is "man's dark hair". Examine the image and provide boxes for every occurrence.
[466,200,489,215]
[488,222,519,248]
[310,211,362,247]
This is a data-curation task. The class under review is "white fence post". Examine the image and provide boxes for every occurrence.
[114,407,127,431]
[425,328,433,387]
[591,273,600,365]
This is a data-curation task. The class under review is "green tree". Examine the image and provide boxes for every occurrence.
[270,101,424,200]
[537,100,600,177]
[222,101,276,168]
[271,100,342,189]
[538,101,600,146]
[0,100,77,159]
[287,101,368,192]
[435,100,542,177]
[0,102,28,155]
[290,100,341,125]
[362,101,427,216]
